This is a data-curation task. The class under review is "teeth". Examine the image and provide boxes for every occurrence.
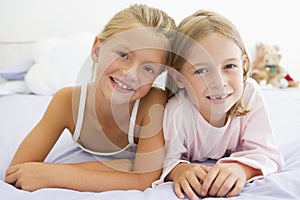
[209,95,227,100]
[113,78,132,90]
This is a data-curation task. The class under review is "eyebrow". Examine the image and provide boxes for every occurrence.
[116,44,131,52]
[223,57,240,62]
[190,62,211,68]
[192,57,240,67]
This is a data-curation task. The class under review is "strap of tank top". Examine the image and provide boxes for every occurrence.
[73,84,88,142]
[128,99,140,144]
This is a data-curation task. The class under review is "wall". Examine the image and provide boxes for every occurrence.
[0,0,299,80]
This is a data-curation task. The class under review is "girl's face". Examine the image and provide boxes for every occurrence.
[92,29,168,105]
[179,33,246,125]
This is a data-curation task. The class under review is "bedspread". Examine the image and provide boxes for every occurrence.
[1,88,300,200]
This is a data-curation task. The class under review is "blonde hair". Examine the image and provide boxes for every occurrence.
[167,10,250,117]
[97,4,176,64]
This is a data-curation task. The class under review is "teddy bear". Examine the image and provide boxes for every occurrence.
[251,43,299,88]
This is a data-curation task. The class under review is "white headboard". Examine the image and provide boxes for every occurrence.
[0,42,34,69]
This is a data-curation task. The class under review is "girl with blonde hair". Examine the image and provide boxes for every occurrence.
[6,4,176,192]
[157,9,283,199]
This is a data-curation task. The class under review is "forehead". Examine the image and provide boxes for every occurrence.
[196,33,242,60]
[104,28,169,52]
[181,33,242,66]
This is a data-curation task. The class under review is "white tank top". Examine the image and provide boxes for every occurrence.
[72,84,139,159]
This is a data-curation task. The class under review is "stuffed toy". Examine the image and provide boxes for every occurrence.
[251,43,299,88]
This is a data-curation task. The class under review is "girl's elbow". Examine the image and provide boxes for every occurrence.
[134,171,161,191]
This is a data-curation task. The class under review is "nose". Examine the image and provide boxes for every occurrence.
[206,69,227,90]
[121,63,139,83]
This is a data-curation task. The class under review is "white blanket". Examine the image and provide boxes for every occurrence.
[1,88,300,199]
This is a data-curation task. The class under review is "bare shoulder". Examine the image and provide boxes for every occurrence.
[140,87,167,107]
[43,86,77,132]
[136,87,167,128]
[48,87,74,114]
[135,88,165,154]
[52,87,74,102]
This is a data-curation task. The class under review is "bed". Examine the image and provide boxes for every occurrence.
[0,84,300,200]
[1,37,300,199]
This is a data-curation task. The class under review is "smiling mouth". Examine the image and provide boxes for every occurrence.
[110,76,134,91]
[207,94,230,100]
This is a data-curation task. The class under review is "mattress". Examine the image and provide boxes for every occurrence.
[1,87,300,199]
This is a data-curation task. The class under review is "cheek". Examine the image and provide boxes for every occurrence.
[135,83,153,97]
[140,73,156,82]
[183,78,205,106]
[96,58,120,76]
[99,52,121,69]
[230,68,244,84]
[183,75,204,92]
[233,75,244,97]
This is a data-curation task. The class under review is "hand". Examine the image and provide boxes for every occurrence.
[5,160,135,192]
[170,163,211,200]
[200,162,248,197]
[5,162,63,191]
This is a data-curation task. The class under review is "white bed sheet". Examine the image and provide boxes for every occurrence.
[1,88,300,200]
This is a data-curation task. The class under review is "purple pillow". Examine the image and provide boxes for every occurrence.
[0,59,34,80]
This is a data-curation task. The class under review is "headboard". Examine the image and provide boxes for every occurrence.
[0,41,34,69]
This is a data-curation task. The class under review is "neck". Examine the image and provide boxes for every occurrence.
[93,87,134,128]
[202,110,227,128]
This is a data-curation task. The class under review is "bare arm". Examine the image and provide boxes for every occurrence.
[69,87,167,190]
[6,87,167,192]
[8,87,74,166]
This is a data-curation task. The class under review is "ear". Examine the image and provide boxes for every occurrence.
[168,67,185,89]
[242,54,249,70]
[91,37,101,62]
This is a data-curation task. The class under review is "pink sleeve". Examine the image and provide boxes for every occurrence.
[152,97,190,187]
[219,79,284,176]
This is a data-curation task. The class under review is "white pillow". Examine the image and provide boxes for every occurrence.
[25,31,95,95]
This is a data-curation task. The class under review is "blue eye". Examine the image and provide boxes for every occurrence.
[142,65,154,74]
[194,68,209,74]
[223,64,237,70]
[117,51,128,59]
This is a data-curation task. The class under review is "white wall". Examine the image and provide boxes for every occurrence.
[1,0,299,80]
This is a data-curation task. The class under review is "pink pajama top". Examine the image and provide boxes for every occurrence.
[154,78,284,185]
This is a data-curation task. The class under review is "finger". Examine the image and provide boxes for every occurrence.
[188,175,202,196]
[216,174,236,197]
[13,178,23,190]
[199,164,211,173]
[174,182,185,199]
[5,171,18,185]
[226,178,244,197]
[200,166,219,196]
[5,165,19,177]
[181,179,199,200]
[195,165,208,182]
[208,169,231,197]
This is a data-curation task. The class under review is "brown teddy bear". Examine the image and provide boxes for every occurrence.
[251,43,299,88]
